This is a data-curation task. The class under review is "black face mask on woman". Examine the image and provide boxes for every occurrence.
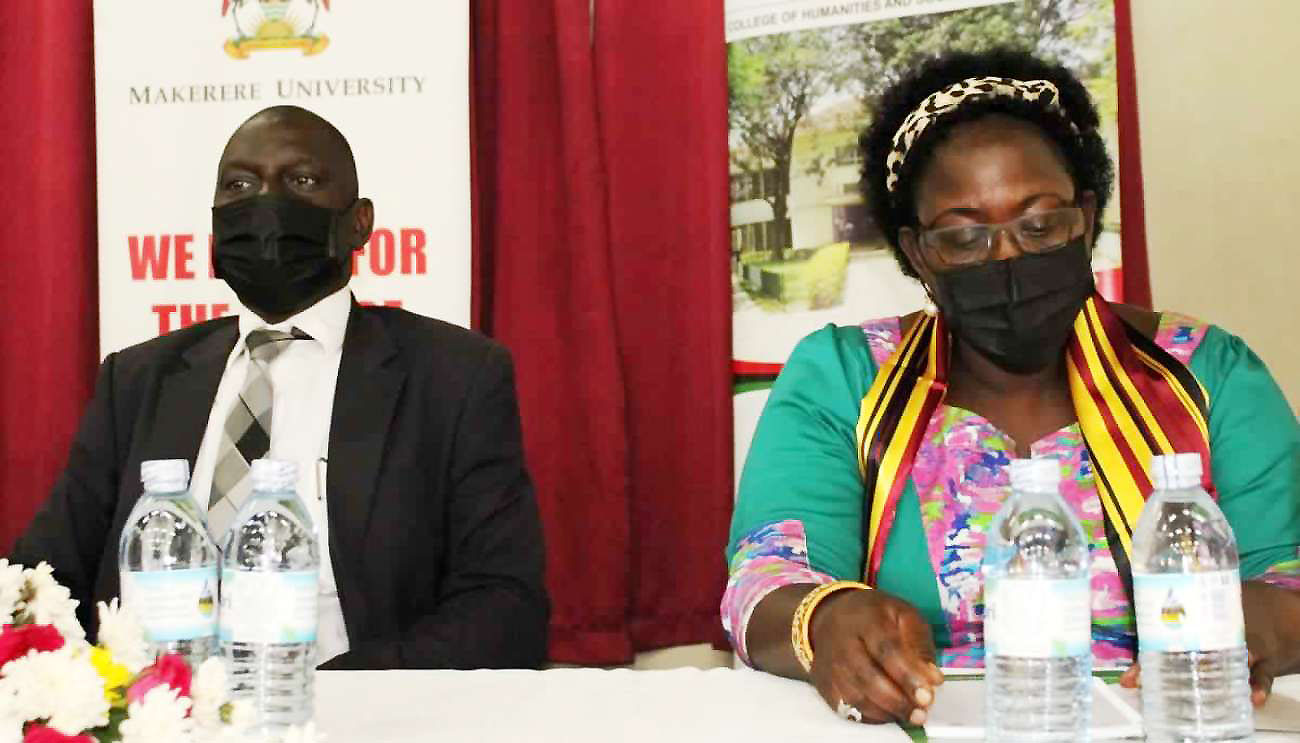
[212,195,353,318]
[930,236,1095,374]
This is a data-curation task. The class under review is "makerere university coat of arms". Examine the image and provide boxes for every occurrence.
[222,0,330,59]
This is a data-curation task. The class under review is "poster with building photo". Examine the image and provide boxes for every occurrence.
[728,0,1123,486]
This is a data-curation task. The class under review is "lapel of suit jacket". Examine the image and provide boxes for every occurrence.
[140,320,239,471]
[327,303,405,631]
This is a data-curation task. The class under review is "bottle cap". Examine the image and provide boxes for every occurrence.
[1151,452,1203,490]
[140,459,190,493]
[1008,458,1061,494]
[250,458,298,492]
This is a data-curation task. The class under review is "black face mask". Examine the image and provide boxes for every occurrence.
[212,195,352,318]
[930,236,1095,374]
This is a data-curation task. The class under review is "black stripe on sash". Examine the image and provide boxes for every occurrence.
[1086,436,1138,612]
[1122,321,1209,416]
[1102,500,1137,613]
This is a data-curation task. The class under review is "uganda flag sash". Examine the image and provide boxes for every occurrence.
[1066,296,1213,560]
[855,293,1211,586]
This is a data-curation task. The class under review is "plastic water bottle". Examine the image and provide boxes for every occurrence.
[119,459,219,667]
[1132,453,1253,743]
[983,458,1092,742]
[220,459,319,734]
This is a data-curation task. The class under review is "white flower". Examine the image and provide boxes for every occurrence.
[0,560,24,626]
[282,721,326,743]
[194,722,325,743]
[191,657,229,729]
[225,699,256,732]
[0,645,109,734]
[96,598,151,674]
[19,563,84,645]
[189,700,269,743]
[118,685,193,743]
[0,715,20,743]
[192,729,257,743]
[0,675,18,720]
[0,690,21,743]
[190,697,260,743]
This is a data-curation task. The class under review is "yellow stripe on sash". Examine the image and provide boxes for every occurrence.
[855,316,929,478]
[1132,346,1210,442]
[866,323,939,558]
[1072,310,1156,471]
[1084,302,1175,456]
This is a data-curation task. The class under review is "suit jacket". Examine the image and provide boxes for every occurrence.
[9,303,549,669]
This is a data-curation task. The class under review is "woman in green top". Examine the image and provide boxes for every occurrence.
[722,49,1300,727]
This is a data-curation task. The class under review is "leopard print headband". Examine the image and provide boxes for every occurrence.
[884,76,1067,193]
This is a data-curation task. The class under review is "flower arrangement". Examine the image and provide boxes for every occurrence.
[0,560,321,743]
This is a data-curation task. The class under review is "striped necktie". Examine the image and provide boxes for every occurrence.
[207,327,310,542]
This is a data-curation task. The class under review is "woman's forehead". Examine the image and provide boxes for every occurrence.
[914,116,1074,217]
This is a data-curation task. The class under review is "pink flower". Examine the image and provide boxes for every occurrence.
[0,624,65,668]
[22,725,95,743]
[126,652,192,704]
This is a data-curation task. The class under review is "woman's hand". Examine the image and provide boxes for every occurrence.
[1242,580,1300,705]
[807,588,944,725]
[1119,581,1300,707]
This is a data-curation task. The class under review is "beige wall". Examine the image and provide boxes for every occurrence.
[1131,0,1300,410]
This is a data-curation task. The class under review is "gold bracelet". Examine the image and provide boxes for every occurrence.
[791,580,871,673]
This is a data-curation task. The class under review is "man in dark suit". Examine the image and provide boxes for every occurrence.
[9,105,548,670]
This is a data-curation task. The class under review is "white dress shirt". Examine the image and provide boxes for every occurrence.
[190,285,352,665]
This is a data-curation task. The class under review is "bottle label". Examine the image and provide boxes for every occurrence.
[1134,570,1244,653]
[219,569,318,644]
[984,576,1091,658]
[121,568,219,643]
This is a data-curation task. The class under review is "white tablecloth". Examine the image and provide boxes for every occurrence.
[314,668,1300,742]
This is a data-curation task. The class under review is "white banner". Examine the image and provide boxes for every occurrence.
[93,0,471,354]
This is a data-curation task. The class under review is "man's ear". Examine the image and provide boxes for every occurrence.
[348,198,375,251]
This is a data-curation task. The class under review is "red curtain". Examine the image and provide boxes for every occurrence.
[1114,0,1152,309]
[0,5,100,556]
[594,1,733,652]
[473,0,635,663]
[472,0,733,663]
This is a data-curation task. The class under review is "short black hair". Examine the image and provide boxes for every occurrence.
[225,105,360,200]
[859,48,1114,279]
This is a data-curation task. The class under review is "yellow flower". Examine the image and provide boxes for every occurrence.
[90,646,131,704]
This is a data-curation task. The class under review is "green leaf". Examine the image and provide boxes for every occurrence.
[89,707,129,743]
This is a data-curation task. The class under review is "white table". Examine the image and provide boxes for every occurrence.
[314,668,1300,742]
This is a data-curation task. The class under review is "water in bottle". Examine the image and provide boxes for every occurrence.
[1132,452,1253,743]
[119,458,220,667]
[983,458,1092,742]
[220,459,319,735]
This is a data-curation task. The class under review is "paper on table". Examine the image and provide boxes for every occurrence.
[1255,681,1300,733]
[922,673,1143,740]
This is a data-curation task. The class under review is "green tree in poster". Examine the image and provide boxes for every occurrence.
[846,0,1115,114]
[726,1,1116,261]
[728,30,852,260]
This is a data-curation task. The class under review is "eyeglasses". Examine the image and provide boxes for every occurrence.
[918,207,1086,268]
